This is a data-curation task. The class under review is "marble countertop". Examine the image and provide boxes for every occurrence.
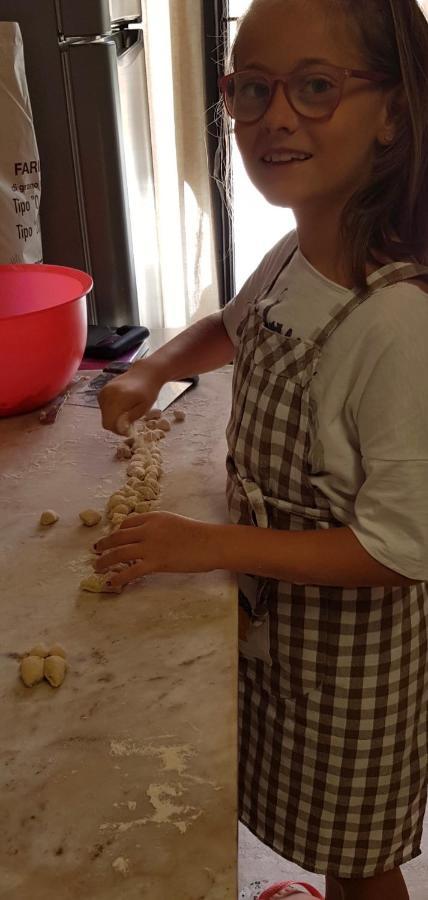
[0,369,237,900]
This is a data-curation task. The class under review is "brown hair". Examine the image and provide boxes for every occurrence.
[228,0,428,290]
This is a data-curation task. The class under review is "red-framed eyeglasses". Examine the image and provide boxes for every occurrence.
[219,63,389,123]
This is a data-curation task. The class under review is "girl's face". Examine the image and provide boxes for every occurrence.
[234,0,393,216]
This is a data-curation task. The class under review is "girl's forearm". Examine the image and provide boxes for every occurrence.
[143,311,235,383]
[206,522,417,588]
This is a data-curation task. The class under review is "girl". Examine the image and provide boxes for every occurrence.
[96,1,428,898]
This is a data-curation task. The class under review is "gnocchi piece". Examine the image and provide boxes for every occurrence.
[79,509,102,527]
[110,504,129,516]
[134,467,150,481]
[157,418,171,432]
[122,485,137,496]
[127,477,144,491]
[173,409,186,422]
[39,510,59,527]
[143,478,160,494]
[145,464,158,476]
[111,513,127,527]
[116,445,133,460]
[44,655,67,687]
[127,462,143,477]
[145,408,162,420]
[135,501,152,513]
[135,487,158,501]
[27,644,49,658]
[20,655,45,687]
[107,493,127,510]
[80,573,122,594]
[47,644,66,660]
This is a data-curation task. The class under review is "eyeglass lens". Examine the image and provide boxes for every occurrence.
[225,68,342,120]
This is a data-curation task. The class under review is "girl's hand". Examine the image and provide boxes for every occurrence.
[92,512,224,589]
[98,360,163,434]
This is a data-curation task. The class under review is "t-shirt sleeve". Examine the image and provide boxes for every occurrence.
[222,230,297,345]
[348,283,428,580]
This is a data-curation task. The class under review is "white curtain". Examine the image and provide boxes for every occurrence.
[142,0,220,327]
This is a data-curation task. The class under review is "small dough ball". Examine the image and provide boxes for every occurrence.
[135,487,158,501]
[122,485,137,497]
[80,573,122,594]
[143,477,159,491]
[116,445,133,460]
[110,504,129,516]
[107,492,128,510]
[111,513,127,527]
[79,509,102,527]
[173,409,186,422]
[132,446,151,457]
[157,418,171,432]
[127,462,142,477]
[130,466,146,481]
[39,510,59,527]
[44,655,67,688]
[135,501,152,513]
[47,644,66,660]
[127,477,143,491]
[20,655,44,687]
[132,436,145,450]
[145,408,162,420]
[27,644,49,658]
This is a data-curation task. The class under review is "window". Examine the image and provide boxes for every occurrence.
[226,2,296,292]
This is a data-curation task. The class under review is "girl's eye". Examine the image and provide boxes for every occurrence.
[229,78,269,100]
[238,79,270,100]
[300,76,335,96]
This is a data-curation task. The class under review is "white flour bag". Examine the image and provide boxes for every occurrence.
[0,21,42,264]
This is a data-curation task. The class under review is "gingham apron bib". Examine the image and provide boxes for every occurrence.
[226,247,428,878]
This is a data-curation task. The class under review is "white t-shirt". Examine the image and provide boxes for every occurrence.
[223,230,428,581]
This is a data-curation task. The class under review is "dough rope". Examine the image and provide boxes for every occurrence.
[79,405,184,594]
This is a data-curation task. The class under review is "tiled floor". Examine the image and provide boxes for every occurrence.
[239,810,428,898]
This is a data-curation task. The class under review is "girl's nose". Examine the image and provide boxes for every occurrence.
[262,81,299,131]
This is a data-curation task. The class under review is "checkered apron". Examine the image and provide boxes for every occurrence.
[226,248,428,878]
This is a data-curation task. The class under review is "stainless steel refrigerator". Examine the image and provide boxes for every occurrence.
[0,0,162,327]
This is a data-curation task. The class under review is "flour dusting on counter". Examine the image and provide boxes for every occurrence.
[112,856,130,876]
[101,781,203,835]
[110,737,196,776]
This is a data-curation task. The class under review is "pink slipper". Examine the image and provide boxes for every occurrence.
[257,882,324,899]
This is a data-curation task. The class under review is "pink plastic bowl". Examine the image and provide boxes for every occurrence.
[0,263,92,416]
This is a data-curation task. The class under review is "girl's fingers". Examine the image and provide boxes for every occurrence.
[120,515,148,530]
[94,544,144,573]
[107,561,150,589]
[116,413,130,435]
[94,520,149,554]
[115,402,150,435]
